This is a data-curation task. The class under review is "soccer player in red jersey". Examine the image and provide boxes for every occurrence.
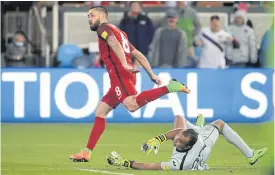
[69,6,190,162]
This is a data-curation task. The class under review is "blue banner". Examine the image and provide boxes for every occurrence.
[1,68,274,123]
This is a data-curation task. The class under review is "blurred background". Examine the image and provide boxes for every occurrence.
[1,2,274,175]
[1,1,274,68]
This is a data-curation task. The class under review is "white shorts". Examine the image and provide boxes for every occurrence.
[199,125,220,154]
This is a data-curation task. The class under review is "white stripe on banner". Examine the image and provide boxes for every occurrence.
[76,168,134,175]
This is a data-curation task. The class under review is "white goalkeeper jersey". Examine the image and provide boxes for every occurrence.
[161,135,210,171]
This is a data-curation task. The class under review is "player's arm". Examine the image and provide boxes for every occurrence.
[107,35,127,66]
[107,36,139,73]
[107,35,128,66]
[131,46,161,85]
[131,48,154,77]
[97,26,138,73]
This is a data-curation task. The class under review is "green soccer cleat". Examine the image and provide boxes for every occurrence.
[195,114,205,128]
[248,148,267,165]
[166,78,190,94]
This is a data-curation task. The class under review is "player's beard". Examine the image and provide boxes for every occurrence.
[90,20,100,31]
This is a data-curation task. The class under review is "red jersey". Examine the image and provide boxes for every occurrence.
[96,23,135,78]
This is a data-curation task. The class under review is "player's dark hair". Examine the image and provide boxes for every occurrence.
[90,6,108,16]
[210,15,220,21]
[182,129,198,150]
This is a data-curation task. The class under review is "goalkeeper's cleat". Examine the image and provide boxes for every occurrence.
[69,150,90,162]
[248,148,267,165]
[166,78,190,94]
[195,114,205,128]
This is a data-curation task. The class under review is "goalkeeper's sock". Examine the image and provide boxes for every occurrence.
[86,117,106,150]
[221,123,253,158]
[136,87,168,107]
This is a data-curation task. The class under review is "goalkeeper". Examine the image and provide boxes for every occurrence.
[107,114,267,170]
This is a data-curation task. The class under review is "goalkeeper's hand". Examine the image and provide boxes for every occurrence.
[141,134,167,155]
[106,151,134,168]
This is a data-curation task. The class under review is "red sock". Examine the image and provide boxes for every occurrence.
[86,117,106,150]
[136,86,169,107]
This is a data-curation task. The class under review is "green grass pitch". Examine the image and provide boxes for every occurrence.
[1,122,274,175]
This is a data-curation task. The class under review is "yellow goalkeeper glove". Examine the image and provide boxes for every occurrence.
[141,134,167,154]
[106,151,134,168]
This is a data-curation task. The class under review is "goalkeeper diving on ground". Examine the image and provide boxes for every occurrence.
[106,114,267,170]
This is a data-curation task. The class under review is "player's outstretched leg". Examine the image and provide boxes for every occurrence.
[69,102,113,162]
[212,120,267,165]
[138,78,190,105]
[125,79,190,112]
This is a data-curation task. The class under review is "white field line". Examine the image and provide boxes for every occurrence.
[0,143,127,147]
[76,168,134,175]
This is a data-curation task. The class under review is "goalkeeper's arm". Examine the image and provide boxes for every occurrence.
[124,161,162,170]
[155,128,184,144]
[141,128,184,154]
[165,128,184,140]
[107,152,164,170]
[123,160,172,170]
[155,128,185,143]
[121,160,175,170]
[128,129,184,170]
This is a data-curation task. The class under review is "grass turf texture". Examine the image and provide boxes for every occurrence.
[1,122,274,175]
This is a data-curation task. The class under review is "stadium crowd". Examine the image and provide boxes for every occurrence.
[1,1,274,68]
